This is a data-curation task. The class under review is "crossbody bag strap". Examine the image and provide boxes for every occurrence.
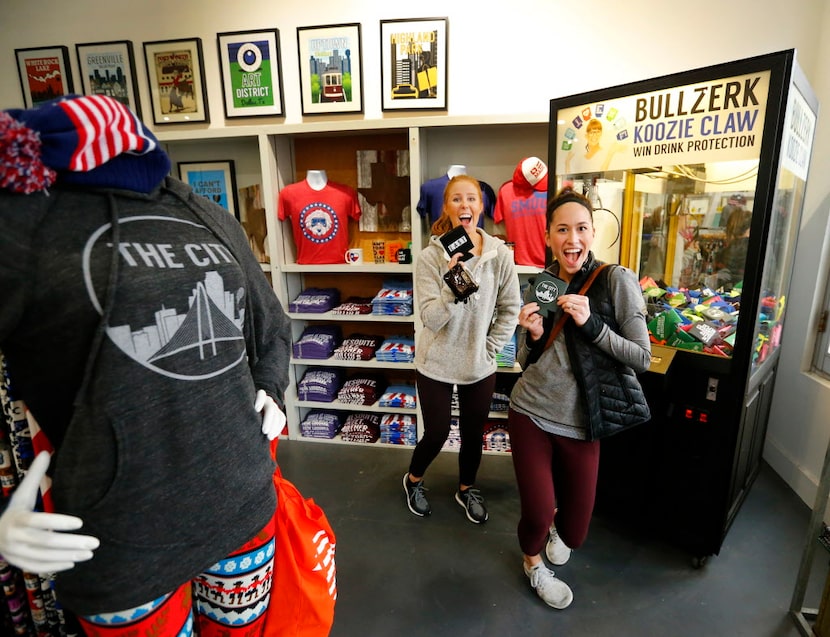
[543,264,610,351]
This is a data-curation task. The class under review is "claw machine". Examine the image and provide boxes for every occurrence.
[547,50,817,564]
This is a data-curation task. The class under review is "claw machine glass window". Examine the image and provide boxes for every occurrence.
[549,53,815,385]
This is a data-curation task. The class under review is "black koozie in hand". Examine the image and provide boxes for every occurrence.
[439,226,474,261]
[530,271,568,317]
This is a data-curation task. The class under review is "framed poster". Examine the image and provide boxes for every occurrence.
[143,38,209,124]
[380,17,447,111]
[178,161,239,220]
[296,23,363,115]
[75,40,142,118]
[14,46,74,108]
[216,29,284,118]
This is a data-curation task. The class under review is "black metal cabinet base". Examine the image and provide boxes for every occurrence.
[596,358,778,563]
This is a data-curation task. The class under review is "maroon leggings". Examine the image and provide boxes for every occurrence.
[409,372,496,486]
[509,408,600,556]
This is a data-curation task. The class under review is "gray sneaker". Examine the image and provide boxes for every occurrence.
[545,526,572,565]
[523,562,574,609]
[403,474,431,516]
[455,487,488,523]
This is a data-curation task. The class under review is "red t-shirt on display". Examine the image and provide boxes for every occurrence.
[494,158,549,268]
[494,183,547,268]
[278,180,362,264]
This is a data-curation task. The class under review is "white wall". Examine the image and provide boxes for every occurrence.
[3,0,830,510]
[764,3,830,513]
[2,0,825,121]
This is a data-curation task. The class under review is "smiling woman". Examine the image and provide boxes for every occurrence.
[510,185,652,610]
[403,173,520,525]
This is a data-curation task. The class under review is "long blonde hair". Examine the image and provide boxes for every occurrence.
[430,174,482,236]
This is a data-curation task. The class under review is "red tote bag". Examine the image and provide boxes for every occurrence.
[265,440,337,637]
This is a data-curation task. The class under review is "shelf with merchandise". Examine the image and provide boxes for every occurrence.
[287,312,415,324]
[272,129,415,270]
[293,435,417,450]
[286,273,416,352]
[282,263,413,273]
[153,115,551,451]
[290,357,415,371]
[290,384,418,447]
[296,398,417,416]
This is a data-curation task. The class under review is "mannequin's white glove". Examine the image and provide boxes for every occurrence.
[255,389,286,441]
[0,451,99,574]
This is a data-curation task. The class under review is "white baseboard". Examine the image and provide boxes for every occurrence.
[764,437,828,521]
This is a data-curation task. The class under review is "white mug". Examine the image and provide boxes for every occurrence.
[345,248,364,264]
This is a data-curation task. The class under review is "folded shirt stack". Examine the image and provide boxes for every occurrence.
[289,287,340,313]
[331,296,373,315]
[375,336,415,363]
[300,410,341,439]
[332,333,384,361]
[371,280,413,316]
[380,413,417,446]
[340,412,380,443]
[378,384,417,409]
[442,417,461,450]
[297,367,343,402]
[490,389,510,413]
[496,333,517,368]
[337,374,386,405]
[293,325,342,359]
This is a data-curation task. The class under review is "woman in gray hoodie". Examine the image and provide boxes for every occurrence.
[402,175,520,524]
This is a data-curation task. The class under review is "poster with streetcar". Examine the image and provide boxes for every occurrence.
[143,38,209,124]
[296,23,363,115]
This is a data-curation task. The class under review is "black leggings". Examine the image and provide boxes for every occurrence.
[408,371,496,487]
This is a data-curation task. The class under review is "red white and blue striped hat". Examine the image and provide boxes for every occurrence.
[0,94,170,194]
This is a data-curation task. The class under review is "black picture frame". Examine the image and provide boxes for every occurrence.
[178,160,240,220]
[76,40,142,118]
[380,17,448,111]
[217,28,285,119]
[143,37,210,125]
[296,22,363,115]
[14,45,74,108]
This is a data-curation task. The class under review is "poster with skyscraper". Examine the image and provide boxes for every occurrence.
[297,23,363,115]
[76,41,142,118]
[380,18,447,111]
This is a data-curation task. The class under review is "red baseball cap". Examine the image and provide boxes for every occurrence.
[512,156,548,192]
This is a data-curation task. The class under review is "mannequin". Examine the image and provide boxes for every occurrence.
[306,169,328,191]
[0,388,284,571]
[447,164,467,177]
[0,95,290,635]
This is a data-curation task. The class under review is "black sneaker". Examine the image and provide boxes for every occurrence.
[455,487,488,523]
[403,473,431,517]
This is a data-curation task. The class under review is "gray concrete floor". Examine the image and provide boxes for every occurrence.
[275,439,828,637]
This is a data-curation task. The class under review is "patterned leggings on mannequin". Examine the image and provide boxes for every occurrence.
[76,511,276,637]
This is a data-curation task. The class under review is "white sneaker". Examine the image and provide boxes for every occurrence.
[523,562,574,609]
[545,526,572,566]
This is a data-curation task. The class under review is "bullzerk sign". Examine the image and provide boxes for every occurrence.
[554,70,771,175]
